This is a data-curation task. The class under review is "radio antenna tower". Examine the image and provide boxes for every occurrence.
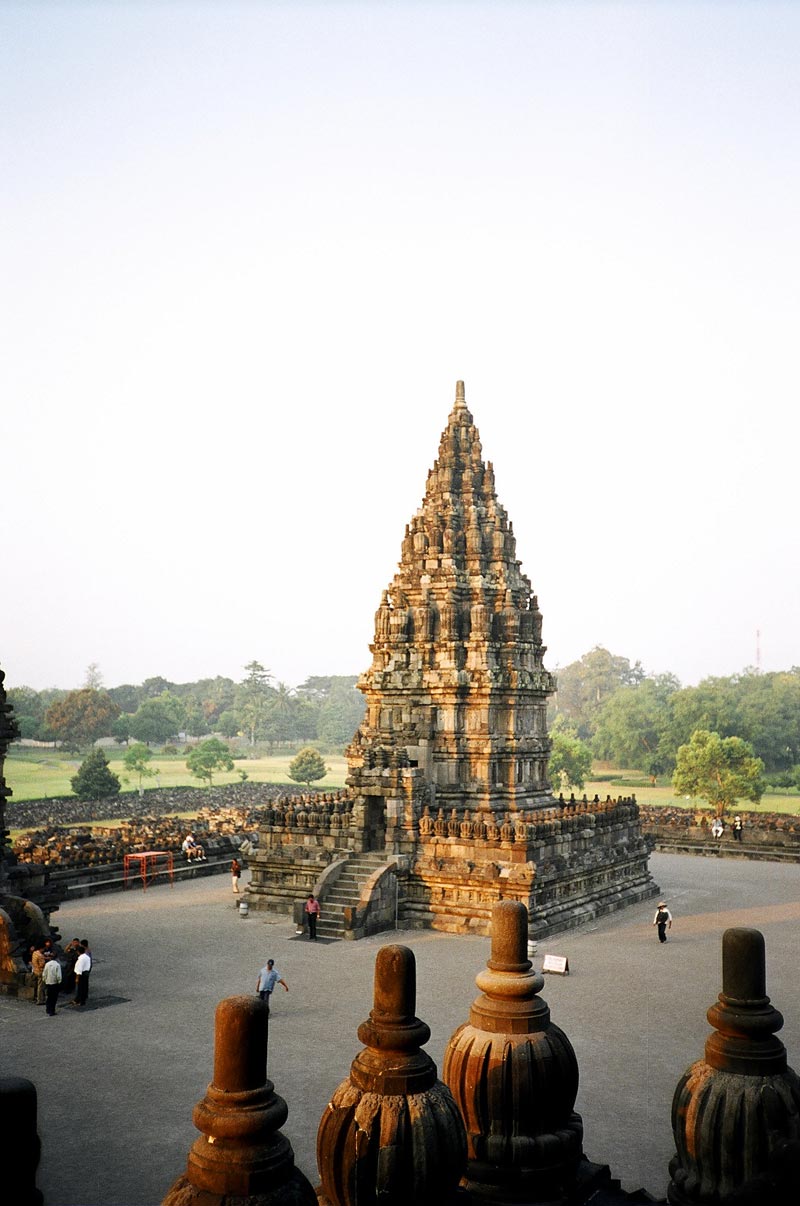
[756,628,761,672]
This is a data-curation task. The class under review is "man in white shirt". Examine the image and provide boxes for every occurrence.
[71,940,92,1007]
[42,952,63,1016]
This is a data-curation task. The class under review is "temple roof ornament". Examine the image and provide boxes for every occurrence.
[668,927,800,1205]
[162,994,316,1205]
[443,900,583,1201]
[316,944,467,1205]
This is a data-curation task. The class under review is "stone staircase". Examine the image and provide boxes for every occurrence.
[317,853,391,940]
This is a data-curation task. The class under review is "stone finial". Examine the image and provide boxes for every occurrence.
[162,994,316,1205]
[443,900,583,1201]
[0,1078,43,1206]
[455,379,466,406]
[669,927,800,1205]
[316,944,467,1205]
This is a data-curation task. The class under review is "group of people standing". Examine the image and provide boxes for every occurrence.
[30,937,92,1015]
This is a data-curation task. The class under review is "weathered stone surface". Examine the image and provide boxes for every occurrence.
[316,944,467,1205]
[162,994,316,1206]
[668,928,800,1205]
[444,900,583,1201]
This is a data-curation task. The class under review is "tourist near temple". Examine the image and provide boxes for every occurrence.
[246,382,656,937]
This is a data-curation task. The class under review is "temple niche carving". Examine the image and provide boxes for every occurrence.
[247,382,656,936]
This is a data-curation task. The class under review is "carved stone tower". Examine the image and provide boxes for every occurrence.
[347,382,555,850]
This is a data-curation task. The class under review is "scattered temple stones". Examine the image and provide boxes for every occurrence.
[247,383,656,938]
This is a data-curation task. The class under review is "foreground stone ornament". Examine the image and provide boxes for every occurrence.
[162,994,316,1205]
[668,927,800,1205]
[0,1077,43,1206]
[443,900,583,1202]
[316,944,467,1204]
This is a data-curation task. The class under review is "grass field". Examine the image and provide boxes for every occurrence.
[583,772,800,815]
[4,747,349,801]
[5,749,800,815]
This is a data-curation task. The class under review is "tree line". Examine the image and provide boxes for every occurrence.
[550,646,800,789]
[8,661,366,752]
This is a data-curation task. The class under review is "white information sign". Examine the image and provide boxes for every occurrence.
[542,954,569,975]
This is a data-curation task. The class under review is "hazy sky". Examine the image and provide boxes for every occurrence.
[2,1,798,694]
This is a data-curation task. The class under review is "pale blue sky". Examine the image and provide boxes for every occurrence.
[2,1,799,691]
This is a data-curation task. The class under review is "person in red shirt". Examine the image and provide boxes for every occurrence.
[304,894,321,940]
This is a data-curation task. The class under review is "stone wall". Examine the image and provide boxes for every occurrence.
[639,805,800,861]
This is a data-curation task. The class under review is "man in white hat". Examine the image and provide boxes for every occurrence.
[653,901,673,943]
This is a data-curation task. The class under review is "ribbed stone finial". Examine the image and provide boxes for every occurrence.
[455,379,466,406]
[0,1078,43,1206]
[668,928,800,1205]
[316,944,467,1205]
[162,995,316,1205]
[443,900,583,1201]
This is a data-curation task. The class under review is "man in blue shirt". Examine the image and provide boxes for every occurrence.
[255,959,289,1015]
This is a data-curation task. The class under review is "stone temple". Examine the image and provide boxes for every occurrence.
[247,382,656,936]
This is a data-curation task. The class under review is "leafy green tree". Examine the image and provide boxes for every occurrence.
[112,714,131,744]
[107,683,142,713]
[552,647,645,740]
[235,661,274,745]
[129,693,185,745]
[182,701,210,738]
[217,710,240,738]
[592,674,680,772]
[186,738,235,787]
[45,689,121,748]
[123,742,155,794]
[288,746,328,787]
[548,718,593,791]
[672,729,764,817]
[317,684,366,748]
[70,749,121,801]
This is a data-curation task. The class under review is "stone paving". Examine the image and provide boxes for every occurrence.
[1,851,798,1206]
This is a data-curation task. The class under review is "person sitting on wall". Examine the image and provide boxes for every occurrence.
[711,817,724,840]
[181,833,206,862]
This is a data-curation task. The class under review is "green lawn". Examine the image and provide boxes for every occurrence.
[583,772,800,815]
[4,748,349,802]
[6,751,798,816]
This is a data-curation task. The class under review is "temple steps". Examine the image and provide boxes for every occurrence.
[317,853,389,939]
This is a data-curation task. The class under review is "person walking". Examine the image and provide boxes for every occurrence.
[653,902,673,944]
[304,893,321,940]
[231,857,242,897]
[42,952,63,1016]
[71,939,92,1007]
[255,959,288,1016]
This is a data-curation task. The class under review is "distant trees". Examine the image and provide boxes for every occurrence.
[6,669,367,756]
[129,693,184,745]
[71,749,121,801]
[552,647,644,741]
[186,738,234,786]
[122,742,155,794]
[547,719,593,792]
[288,747,328,787]
[45,689,120,748]
[672,730,764,817]
[235,661,274,746]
